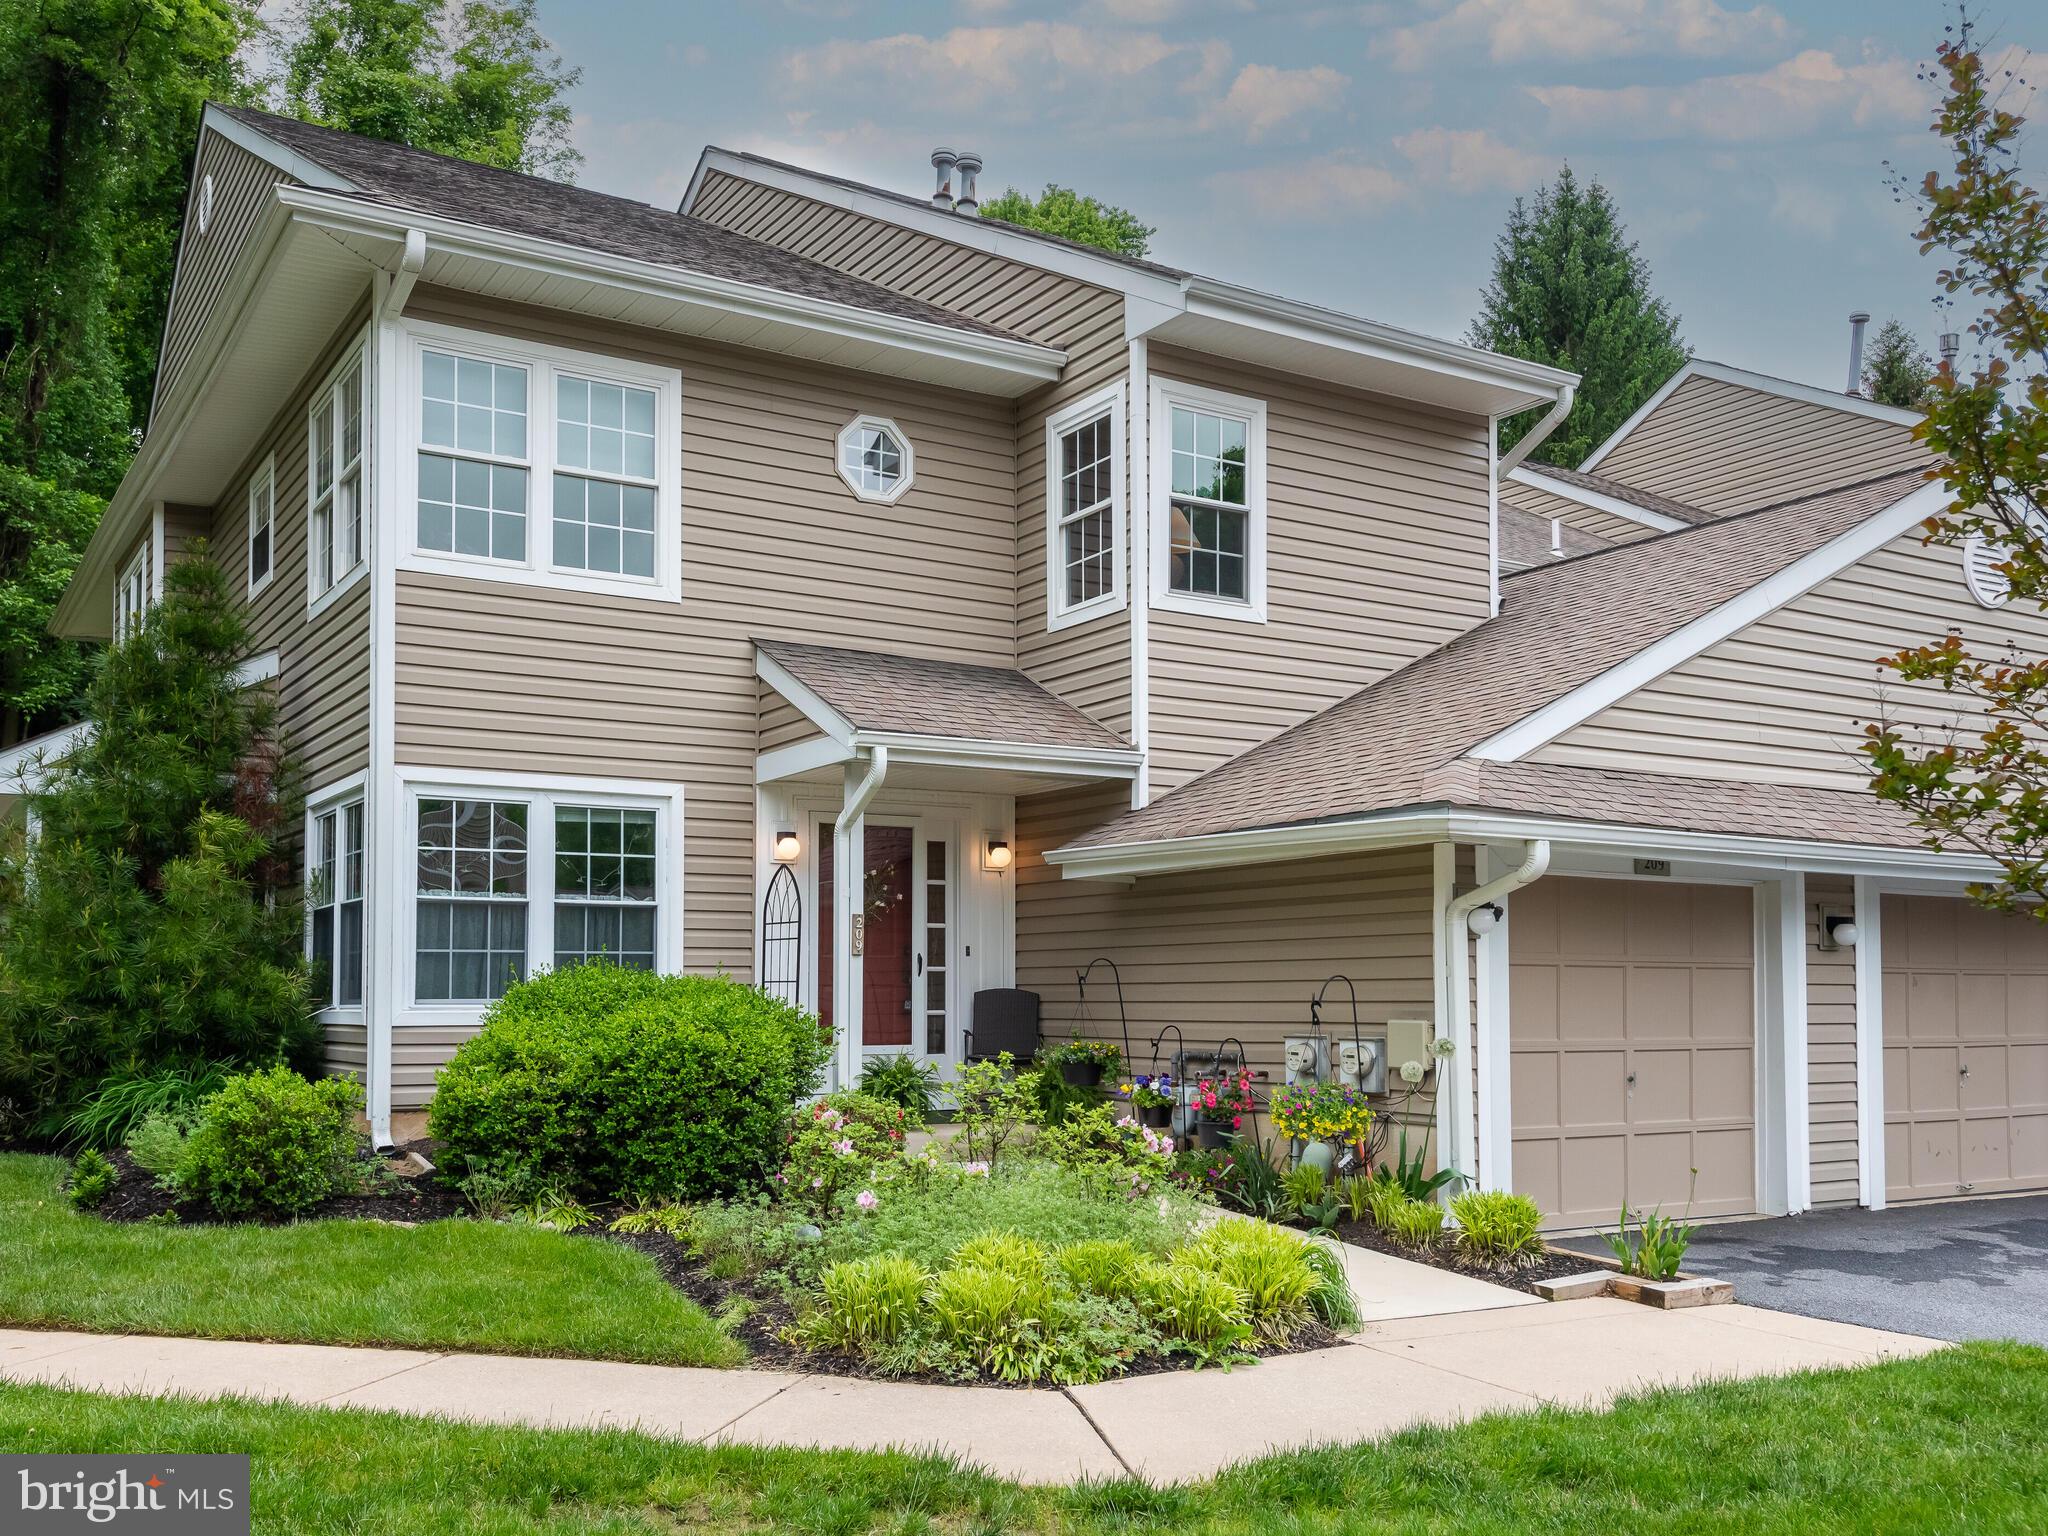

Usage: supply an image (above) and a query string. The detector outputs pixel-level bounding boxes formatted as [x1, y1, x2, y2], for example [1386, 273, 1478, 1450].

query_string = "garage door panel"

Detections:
[1958, 973, 2008, 1037]
[1691, 967, 1754, 1039]
[1511, 1051, 1560, 1132]
[1692, 885, 1755, 961]
[1907, 973, 1958, 1038]
[1559, 966, 1626, 1040]
[1694, 1047, 1754, 1121]
[1625, 882, 1693, 956]
[1512, 1137, 1562, 1216]
[1626, 968, 1693, 1037]
[1693, 1127, 1756, 1213]
[1961, 1046, 2009, 1111]
[1560, 1136, 1627, 1223]
[1629, 1131, 1694, 1206]
[1565, 1050, 1628, 1128]
[1908, 1119, 1960, 1192]
[1956, 904, 2010, 969]
[2011, 974, 2048, 1030]
[2013, 1044, 2048, 1109]
[2015, 1115, 2048, 1181]
[1883, 1045, 1910, 1113]
[1961, 1117, 2010, 1186]
[1899, 895, 1957, 967]
[1629, 1049, 1692, 1123]
[1908, 1047, 1961, 1114]
[1559, 880, 1631, 956]
[1511, 963, 1560, 1041]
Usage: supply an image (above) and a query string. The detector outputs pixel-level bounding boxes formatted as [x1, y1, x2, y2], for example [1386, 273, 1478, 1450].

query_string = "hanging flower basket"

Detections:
[1048, 1039, 1121, 1089]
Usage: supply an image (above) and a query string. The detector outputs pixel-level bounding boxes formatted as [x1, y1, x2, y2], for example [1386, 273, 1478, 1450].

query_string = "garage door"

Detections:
[1510, 877, 1757, 1229]
[1883, 894, 2048, 1201]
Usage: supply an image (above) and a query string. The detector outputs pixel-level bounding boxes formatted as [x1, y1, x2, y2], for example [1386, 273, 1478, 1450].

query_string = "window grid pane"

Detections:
[1056, 414, 1114, 611]
[415, 797, 529, 1003]
[840, 425, 905, 497]
[552, 475, 656, 577]
[420, 350, 530, 565]
[553, 805, 658, 970]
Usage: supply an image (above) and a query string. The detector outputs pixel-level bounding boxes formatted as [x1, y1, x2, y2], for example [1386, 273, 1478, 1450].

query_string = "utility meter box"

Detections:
[1386, 1018, 1433, 1085]
[1334, 1035, 1386, 1095]
[1283, 1036, 1323, 1085]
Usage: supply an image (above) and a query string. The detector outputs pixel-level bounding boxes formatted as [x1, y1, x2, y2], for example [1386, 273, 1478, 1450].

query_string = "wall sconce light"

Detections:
[1819, 908, 1859, 950]
[772, 830, 801, 863]
[984, 838, 1013, 872]
[1466, 902, 1504, 936]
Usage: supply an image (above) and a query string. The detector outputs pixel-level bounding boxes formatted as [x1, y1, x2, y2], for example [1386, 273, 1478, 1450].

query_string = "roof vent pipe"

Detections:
[954, 151, 982, 216]
[1845, 311, 1871, 396]
[1939, 329, 1960, 371]
[930, 148, 957, 210]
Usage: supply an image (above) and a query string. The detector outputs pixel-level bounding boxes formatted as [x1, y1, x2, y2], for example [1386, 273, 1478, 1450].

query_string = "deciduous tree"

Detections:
[978, 183, 1154, 258]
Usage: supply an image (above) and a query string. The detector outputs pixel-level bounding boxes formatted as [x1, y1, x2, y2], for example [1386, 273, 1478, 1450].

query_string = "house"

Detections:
[40, 107, 2047, 1230]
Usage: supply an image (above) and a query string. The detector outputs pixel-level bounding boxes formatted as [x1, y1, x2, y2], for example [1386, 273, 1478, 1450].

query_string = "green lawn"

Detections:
[3, 1343, 2043, 1532]
[0, 1154, 741, 1367]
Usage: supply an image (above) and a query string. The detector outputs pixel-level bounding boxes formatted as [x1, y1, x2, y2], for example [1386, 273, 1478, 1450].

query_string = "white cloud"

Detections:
[1393, 127, 1549, 194]
[1769, 178, 1842, 239]
[782, 23, 1188, 110]
[1208, 152, 1407, 220]
[1527, 48, 1929, 142]
[1213, 62, 1349, 140]
[1378, 0, 1790, 71]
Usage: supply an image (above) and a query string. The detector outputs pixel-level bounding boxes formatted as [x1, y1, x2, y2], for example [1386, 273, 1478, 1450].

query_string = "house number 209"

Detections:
[851, 915, 865, 956]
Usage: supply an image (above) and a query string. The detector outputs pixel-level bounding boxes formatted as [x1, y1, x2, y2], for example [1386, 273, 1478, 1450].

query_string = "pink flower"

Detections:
[855, 1189, 878, 1211]
[833, 1138, 855, 1157]
[811, 1176, 824, 1189]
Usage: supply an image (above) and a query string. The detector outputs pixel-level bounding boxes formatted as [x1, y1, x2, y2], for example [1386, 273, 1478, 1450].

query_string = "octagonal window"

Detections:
[836, 415, 914, 503]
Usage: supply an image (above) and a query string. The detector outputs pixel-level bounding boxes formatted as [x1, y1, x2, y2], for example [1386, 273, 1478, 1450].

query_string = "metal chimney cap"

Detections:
[954, 151, 983, 172]
[1849, 310, 1872, 323]
[931, 147, 958, 167]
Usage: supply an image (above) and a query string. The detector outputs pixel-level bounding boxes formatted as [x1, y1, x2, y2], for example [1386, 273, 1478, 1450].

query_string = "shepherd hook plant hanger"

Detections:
[1076, 956, 1134, 1067]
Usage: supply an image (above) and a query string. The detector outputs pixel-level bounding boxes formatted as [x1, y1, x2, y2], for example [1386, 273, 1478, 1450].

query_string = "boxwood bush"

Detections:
[428, 966, 830, 1202]
[175, 1066, 362, 1217]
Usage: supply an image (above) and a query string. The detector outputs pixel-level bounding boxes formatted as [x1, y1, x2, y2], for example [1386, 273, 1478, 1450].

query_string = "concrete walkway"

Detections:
[0, 1302, 1941, 1485]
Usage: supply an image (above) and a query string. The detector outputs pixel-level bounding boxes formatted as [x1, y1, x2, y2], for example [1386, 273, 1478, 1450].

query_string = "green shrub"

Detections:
[59, 1060, 235, 1150]
[123, 1111, 193, 1183]
[778, 1092, 911, 1215]
[1384, 1196, 1447, 1249]
[1056, 1239, 1148, 1299]
[175, 1067, 361, 1218]
[428, 966, 830, 1202]
[1449, 1189, 1544, 1265]
[1137, 1262, 1251, 1346]
[856, 1056, 937, 1122]
[929, 1265, 1053, 1380]
[1183, 1220, 1322, 1340]
[66, 1149, 118, 1210]
[805, 1255, 926, 1351]
[1033, 1102, 1173, 1194]
[0, 556, 317, 1135]
[949, 1053, 1040, 1165]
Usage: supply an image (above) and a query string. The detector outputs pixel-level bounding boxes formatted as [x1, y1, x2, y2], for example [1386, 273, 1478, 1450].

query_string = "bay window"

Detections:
[308, 796, 365, 1010]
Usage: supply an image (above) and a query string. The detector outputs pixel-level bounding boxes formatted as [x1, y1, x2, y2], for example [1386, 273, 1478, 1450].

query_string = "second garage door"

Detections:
[1510, 876, 1758, 1229]
[1883, 894, 2048, 1201]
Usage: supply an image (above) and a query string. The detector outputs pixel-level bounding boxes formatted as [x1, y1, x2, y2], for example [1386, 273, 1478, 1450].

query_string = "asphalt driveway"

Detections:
[1567, 1196, 2048, 1347]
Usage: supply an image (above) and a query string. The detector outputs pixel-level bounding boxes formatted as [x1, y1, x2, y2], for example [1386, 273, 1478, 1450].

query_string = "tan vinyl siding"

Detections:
[1145, 345, 1493, 793]
[1017, 784, 1440, 1132]
[161, 504, 213, 567]
[157, 134, 285, 408]
[1594, 374, 1928, 515]
[691, 171, 1134, 737]
[1533, 528, 2048, 790]
[210, 304, 374, 792]
[758, 686, 819, 751]
[393, 287, 1017, 986]
[1807, 874, 1861, 1207]
[1499, 479, 1656, 546]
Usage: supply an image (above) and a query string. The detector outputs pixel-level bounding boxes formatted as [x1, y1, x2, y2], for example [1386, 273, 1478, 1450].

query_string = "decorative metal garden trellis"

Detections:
[759, 863, 801, 1007]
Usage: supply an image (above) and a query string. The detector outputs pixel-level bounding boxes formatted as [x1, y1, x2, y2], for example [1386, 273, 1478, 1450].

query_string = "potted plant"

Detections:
[1047, 1038, 1121, 1088]
[1191, 1067, 1256, 1149]
[1119, 1071, 1175, 1128]
[1269, 1079, 1373, 1174]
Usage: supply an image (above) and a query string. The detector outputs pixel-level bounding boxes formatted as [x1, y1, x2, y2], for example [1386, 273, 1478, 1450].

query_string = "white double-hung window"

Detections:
[247, 455, 275, 595]
[308, 343, 368, 608]
[307, 788, 366, 1011]
[400, 772, 682, 1020]
[1044, 382, 1125, 629]
[1149, 377, 1267, 622]
[402, 324, 682, 601]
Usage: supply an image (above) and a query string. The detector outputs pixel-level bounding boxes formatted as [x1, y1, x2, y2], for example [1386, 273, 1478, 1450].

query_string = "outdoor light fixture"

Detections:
[772, 830, 801, 863]
[1819, 909, 1859, 950]
[1466, 901, 1504, 935]
[984, 838, 1013, 872]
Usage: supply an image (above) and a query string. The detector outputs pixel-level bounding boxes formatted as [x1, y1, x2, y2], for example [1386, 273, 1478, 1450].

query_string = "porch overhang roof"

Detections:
[755, 639, 1141, 791]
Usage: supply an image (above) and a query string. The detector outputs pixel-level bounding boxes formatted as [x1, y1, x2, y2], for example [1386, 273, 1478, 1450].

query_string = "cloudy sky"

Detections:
[544, 1, 2035, 390]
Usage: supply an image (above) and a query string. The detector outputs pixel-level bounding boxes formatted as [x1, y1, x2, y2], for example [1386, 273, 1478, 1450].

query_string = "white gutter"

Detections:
[830, 746, 888, 1087]
[1440, 839, 1550, 1189]
[1496, 383, 1577, 477]
[276, 186, 1068, 387]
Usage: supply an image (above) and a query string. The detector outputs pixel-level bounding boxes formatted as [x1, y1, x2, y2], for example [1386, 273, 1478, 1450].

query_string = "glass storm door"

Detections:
[817, 821, 949, 1057]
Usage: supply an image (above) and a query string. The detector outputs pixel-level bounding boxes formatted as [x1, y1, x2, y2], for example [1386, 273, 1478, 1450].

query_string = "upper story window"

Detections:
[1150, 378, 1267, 623]
[836, 415, 914, 504]
[114, 543, 148, 642]
[247, 455, 275, 596]
[401, 323, 682, 603]
[1044, 382, 1126, 630]
[308, 343, 367, 609]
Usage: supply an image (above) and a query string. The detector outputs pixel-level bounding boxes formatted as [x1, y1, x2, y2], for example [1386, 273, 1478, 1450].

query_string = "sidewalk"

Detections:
[0, 1301, 1940, 1485]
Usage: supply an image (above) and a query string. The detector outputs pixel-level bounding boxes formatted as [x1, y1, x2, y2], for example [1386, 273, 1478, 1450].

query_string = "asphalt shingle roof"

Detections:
[1497, 503, 1610, 570]
[1064, 468, 1928, 851]
[757, 639, 1131, 752]
[220, 106, 1029, 343]
[1519, 462, 1718, 525]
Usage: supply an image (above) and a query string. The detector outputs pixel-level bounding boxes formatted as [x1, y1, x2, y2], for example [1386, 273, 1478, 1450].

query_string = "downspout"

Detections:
[830, 746, 888, 1088]
[1440, 839, 1550, 1190]
[1496, 383, 1575, 478]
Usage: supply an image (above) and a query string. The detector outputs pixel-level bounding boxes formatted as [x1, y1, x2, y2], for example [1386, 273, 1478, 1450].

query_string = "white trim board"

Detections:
[1468, 480, 1950, 763]
[1581, 359, 1923, 473]
[1506, 465, 1688, 534]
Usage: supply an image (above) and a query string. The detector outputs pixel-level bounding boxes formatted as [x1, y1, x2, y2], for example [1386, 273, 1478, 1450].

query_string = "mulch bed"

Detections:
[90, 1143, 468, 1227]
[1331, 1217, 1596, 1294]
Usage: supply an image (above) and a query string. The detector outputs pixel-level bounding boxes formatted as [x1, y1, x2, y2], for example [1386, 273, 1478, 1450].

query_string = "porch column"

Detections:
[831, 749, 888, 1090]
[1852, 875, 1886, 1208]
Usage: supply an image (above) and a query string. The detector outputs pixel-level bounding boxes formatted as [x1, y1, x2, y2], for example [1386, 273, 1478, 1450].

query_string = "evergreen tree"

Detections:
[275, 0, 581, 179]
[978, 183, 1154, 258]
[1467, 167, 1689, 467]
[1861, 318, 1935, 408]
[0, 552, 315, 1135]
